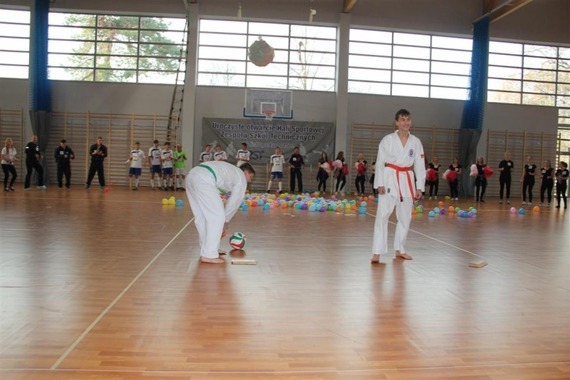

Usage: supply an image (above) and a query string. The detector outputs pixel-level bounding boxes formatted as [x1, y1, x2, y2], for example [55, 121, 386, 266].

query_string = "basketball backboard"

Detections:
[244, 88, 293, 119]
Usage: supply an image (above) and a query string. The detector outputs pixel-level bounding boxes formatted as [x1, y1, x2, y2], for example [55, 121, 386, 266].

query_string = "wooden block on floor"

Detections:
[232, 258, 257, 265]
[469, 260, 487, 268]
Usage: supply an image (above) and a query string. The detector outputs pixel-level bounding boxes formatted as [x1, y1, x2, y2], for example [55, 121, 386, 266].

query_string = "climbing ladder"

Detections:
[166, 18, 188, 145]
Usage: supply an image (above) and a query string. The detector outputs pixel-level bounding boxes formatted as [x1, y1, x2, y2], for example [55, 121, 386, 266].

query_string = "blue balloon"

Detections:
[176, 199, 183, 207]
[428, 210, 435, 217]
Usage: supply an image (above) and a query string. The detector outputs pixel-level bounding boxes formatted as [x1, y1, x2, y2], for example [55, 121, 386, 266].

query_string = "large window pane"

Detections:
[48, 12, 184, 84]
[350, 29, 392, 44]
[199, 59, 246, 74]
[0, 51, 27, 65]
[49, 53, 93, 68]
[246, 75, 286, 89]
[524, 56, 556, 70]
[0, 23, 29, 38]
[394, 33, 430, 47]
[432, 36, 471, 50]
[488, 65, 521, 79]
[431, 61, 470, 75]
[488, 91, 521, 104]
[0, 64, 27, 78]
[393, 45, 430, 59]
[523, 81, 555, 94]
[393, 71, 429, 85]
[431, 74, 469, 88]
[0, 37, 29, 52]
[49, 26, 95, 40]
[349, 68, 391, 82]
[490, 41, 522, 55]
[348, 27, 472, 99]
[247, 35, 289, 50]
[349, 55, 391, 69]
[349, 42, 391, 56]
[49, 40, 93, 54]
[201, 32, 246, 47]
[290, 25, 336, 39]
[432, 48, 471, 63]
[248, 62, 288, 76]
[198, 72, 245, 87]
[393, 58, 429, 72]
[249, 22, 290, 36]
[488, 78, 521, 92]
[489, 53, 522, 67]
[199, 46, 246, 60]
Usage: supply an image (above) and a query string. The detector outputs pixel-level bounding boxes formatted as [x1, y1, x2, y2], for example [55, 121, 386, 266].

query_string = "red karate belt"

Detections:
[385, 163, 414, 201]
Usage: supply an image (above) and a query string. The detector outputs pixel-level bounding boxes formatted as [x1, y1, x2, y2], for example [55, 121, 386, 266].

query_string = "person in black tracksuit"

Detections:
[539, 160, 554, 206]
[24, 135, 46, 190]
[498, 151, 514, 204]
[474, 156, 488, 202]
[54, 139, 75, 189]
[85, 136, 107, 189]
[288, 146, 304, 193]
[555, 161, 568, 209]
[521, 156, 536, 205]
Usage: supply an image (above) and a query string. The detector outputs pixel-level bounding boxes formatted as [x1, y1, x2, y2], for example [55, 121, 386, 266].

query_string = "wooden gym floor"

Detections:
[0, 186, 569, 380]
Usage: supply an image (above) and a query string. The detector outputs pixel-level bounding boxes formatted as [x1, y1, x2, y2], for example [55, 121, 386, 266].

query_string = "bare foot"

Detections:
[370, 254, 380, 263]
[200, 256, 225, 264]
[395, 251, 413, 260]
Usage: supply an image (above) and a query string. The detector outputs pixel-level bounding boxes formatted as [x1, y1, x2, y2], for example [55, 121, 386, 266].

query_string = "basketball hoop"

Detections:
[263, 110, 275, 121]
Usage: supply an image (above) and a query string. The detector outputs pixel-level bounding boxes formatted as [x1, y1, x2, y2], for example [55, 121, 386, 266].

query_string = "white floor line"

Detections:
[50, 217, 195, 370]
[366, 212, 487, 260]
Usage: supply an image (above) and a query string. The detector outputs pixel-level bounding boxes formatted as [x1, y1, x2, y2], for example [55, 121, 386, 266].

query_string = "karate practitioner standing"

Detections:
[371, 109, 426, 263]
[186, 161, 255, 264]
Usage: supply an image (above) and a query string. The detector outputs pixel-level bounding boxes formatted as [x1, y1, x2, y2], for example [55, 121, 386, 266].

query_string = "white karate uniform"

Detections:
[186, 161, 247, 258]
[372, 131, 426, 255]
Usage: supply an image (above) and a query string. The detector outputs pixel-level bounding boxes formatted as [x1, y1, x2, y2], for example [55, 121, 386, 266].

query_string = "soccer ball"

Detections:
[229, 232, 246, 250]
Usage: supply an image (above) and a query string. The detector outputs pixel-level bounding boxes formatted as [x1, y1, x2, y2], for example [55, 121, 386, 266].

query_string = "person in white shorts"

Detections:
[267, 147, 285, 193]
[127, 142, 145, 190]
[148, 139, 162, 190]
[371, 109, 426, 263]
[186, 161, 255, 264]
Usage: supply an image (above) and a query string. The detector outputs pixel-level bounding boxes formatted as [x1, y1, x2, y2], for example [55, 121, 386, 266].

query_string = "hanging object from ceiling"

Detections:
[248, 37, 275, 67]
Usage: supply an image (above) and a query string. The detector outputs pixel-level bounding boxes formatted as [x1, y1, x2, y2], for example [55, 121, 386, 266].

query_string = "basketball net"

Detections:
[263, 110, 275, 121]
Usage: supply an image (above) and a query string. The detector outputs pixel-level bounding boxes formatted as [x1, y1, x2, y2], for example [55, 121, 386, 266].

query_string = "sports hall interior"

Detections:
[0, 0, 569, 379]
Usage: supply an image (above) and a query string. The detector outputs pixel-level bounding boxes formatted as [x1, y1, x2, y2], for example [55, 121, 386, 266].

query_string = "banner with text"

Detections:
[202, 118, 335, 165]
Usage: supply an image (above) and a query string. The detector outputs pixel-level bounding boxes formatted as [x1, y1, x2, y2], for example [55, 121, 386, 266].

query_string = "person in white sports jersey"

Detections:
[148, 139, 162, 190]
[161, 142, 174, 190]
[199, 144, 213, 162]
[186, 161, 255, 264]
[213, 144, 228, 161]
[267, 146, 285, 193]
[235, 142, 251, 167]
[371, 109, 426, 263]
[126, 142, 145, 190]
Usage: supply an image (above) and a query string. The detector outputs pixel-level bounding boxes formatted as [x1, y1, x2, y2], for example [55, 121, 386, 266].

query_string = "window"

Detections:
[348, 28, 472, 100]
[487, 41, 564, 107]
[0, 9, 30, 79]
[197, 20, 337, 91]
[47, 12, 186, 84]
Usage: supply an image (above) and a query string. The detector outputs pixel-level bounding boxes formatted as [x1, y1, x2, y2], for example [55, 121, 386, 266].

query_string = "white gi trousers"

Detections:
[372, 194, 414, 255]
[186, 168, 225, 259]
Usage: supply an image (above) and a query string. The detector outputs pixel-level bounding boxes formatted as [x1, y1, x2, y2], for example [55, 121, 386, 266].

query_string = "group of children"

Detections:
[127, 140, 188, 191]
[422, 152, 568, 208]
